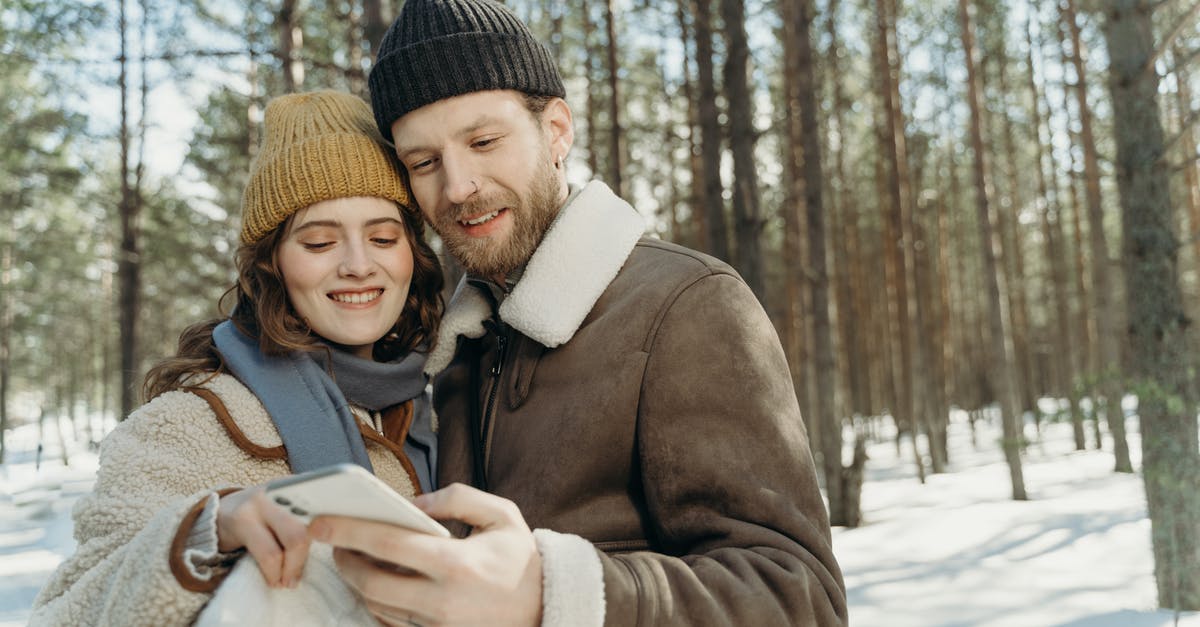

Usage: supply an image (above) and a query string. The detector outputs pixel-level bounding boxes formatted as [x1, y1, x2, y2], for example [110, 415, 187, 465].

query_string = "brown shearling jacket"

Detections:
[426, 181, 848, 627]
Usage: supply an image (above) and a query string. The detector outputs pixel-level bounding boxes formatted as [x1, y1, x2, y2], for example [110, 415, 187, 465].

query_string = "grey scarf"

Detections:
[212, 321, 436, 488]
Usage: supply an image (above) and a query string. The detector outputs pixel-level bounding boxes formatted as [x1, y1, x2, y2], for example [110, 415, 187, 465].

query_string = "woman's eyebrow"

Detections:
[364, 217, 404, 227]
[291, 219, 341, 232]
[293, 217, 402, 232]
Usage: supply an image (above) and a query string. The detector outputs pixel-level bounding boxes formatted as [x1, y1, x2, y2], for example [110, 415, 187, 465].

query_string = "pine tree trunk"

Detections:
[278, 0, 303, 92]
[944, 138, 967, 414]
[934, 149, 954, 460]
[52, 382, 70, 467]
[546, 0, 564, 61]
[1065, 139, 1098, 441]
[868, 222, 892, 423]
[0, 239, 11, 463]
[785, 0, 846, 525]
[959, 0, 1027, 500]
[842, 436, 867, 527]
[826, 0, 871, 419]
[344, 2, 366, 98]
[950, 145, 992, 419]
[1062, 0, 1132, 471]
[363, 0, 388, 62]
[117, 0, 142, 420]
[914, 187, 948, 471]
[1170, 44, 1200, 331]
[909, 145, 946, 471]
[1055, 12, 1102, 448]
[873, 0, 924, 481]
[996, 60, 1039, 429]
[583, 7, 600, 178]
[1025, 8, 1086, 450]
[603, 0, 624, 197]
[83, 329, 96, 444]
[692, 0, 728, 261]
[100, 269, 114, 432]
[720, 0, 766, 303]
[779, 0, 810, 463]
[1101, 0, 1200, 609]
[68, 359, 80, 441]
[870, 95, 901, 457]
[676, 3, 706, 250]
[656, 48, 682, 243]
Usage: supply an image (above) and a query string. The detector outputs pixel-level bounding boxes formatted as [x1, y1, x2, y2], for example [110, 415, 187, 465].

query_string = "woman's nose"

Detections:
[338, 240, 375, 278]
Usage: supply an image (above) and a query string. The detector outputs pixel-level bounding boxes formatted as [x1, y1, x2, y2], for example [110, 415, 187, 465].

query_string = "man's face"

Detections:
[390, 90, 572, 280]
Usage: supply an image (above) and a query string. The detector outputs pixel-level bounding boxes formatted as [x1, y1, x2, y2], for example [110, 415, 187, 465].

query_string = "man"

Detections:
[310, 1, 848, 625]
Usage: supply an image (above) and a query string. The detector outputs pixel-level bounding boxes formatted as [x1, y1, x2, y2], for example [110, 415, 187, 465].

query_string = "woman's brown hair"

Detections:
[142, 201, 443, 401]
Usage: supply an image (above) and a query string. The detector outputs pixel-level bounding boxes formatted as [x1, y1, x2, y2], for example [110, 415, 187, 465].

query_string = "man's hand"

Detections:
[309, 483, 543, 627]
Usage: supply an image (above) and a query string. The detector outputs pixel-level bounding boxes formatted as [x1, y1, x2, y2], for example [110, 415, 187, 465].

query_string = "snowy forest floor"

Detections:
[835, 404, 1200, 626]
[0, 407, 1198, 626]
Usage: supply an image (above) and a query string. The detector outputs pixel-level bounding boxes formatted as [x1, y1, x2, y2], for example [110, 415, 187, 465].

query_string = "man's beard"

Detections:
[433, 158, 562, 279]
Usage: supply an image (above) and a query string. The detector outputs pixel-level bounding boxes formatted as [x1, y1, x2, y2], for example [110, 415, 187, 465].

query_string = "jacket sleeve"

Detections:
[29, 391, 251, 627]
[597, 271, 848, 627]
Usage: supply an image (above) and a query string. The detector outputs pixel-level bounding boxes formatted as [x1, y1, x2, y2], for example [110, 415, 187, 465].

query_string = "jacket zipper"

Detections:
[479, 323, 509, 478]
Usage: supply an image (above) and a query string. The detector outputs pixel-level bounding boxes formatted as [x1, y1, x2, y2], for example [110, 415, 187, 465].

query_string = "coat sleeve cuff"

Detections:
[532, 528, 605, 627]
[170, 489, 244, 592]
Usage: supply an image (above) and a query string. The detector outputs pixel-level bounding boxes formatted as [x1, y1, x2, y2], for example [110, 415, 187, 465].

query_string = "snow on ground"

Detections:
[0, 408, 1197, 626]
[835, 406, 1200, 626]
[0, 416, 102, 627]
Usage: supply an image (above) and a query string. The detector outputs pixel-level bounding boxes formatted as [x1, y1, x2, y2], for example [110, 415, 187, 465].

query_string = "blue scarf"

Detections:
[211, 321, 436, 489]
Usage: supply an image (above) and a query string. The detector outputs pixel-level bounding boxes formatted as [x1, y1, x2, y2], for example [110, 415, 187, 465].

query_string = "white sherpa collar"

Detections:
[424, 181, 645, 376]
[423, 278, 491, 377]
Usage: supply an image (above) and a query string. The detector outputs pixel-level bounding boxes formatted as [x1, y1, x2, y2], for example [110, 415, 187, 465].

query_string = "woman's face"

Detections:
[277, 197, 414, 359]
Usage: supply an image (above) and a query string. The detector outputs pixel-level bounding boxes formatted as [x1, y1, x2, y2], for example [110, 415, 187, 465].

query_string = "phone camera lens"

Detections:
[291, 507, 308, 516]
[274, 496, 291, 506]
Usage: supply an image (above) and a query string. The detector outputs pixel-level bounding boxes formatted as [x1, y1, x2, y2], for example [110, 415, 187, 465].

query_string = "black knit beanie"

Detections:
[368, 0, 566, 142]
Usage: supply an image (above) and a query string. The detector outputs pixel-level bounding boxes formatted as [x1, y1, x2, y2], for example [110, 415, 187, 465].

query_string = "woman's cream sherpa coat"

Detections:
[29, 373, 419, 626]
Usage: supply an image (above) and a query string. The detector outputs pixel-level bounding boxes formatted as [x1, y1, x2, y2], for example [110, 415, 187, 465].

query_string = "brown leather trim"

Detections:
[380, 400, 415, 445]
[183, 386, 287, 460]
[358, 402, 422, 495]
[168, 487, 241, 593]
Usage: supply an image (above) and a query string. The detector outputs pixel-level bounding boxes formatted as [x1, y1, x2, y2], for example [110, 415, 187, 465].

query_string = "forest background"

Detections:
[1, 0, 1199, 615]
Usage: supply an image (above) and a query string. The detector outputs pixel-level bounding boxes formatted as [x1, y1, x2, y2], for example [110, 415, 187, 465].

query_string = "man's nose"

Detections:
[443, 157, 478, 206]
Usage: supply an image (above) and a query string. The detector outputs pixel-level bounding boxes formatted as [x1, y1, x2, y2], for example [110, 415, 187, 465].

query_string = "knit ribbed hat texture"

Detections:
[368, 0, 565, 142]
[241, 90, 410, 244]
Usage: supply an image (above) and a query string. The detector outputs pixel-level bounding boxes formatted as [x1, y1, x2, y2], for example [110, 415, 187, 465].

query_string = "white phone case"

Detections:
[265, 463, 450, 537]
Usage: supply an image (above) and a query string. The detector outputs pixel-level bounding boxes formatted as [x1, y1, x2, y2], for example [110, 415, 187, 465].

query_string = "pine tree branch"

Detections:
[1168, 150, 1200, 173]
[140, 49, 256, 62]
[1143, 0, 1174, 13]
[1161, 107, 1200, 161]
[0, 48, 256, 65]
[1166, 46, 1200, 77]
[1144, 1, 1200, 76]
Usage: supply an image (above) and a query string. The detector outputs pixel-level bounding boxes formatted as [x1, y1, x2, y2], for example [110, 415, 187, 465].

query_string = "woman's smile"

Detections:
[328, 288, 385, 306]
[278, 197, 415, 359]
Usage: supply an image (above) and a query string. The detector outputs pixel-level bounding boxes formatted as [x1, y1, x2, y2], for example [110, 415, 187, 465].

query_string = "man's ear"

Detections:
[543, 97, 574, 160]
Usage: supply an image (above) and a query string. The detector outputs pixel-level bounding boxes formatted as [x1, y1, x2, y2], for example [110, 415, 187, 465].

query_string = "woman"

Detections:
[30, 90, 442, 626]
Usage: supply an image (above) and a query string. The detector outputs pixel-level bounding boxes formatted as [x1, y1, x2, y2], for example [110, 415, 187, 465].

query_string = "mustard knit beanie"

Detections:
[240, 90, 410, 244]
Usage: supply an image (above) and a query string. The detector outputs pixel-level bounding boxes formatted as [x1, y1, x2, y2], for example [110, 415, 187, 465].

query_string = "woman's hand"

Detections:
[216, 486, 312, 588]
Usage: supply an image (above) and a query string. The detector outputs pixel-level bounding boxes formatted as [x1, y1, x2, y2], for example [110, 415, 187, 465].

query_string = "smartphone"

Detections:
[265, 463, 450, 538]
